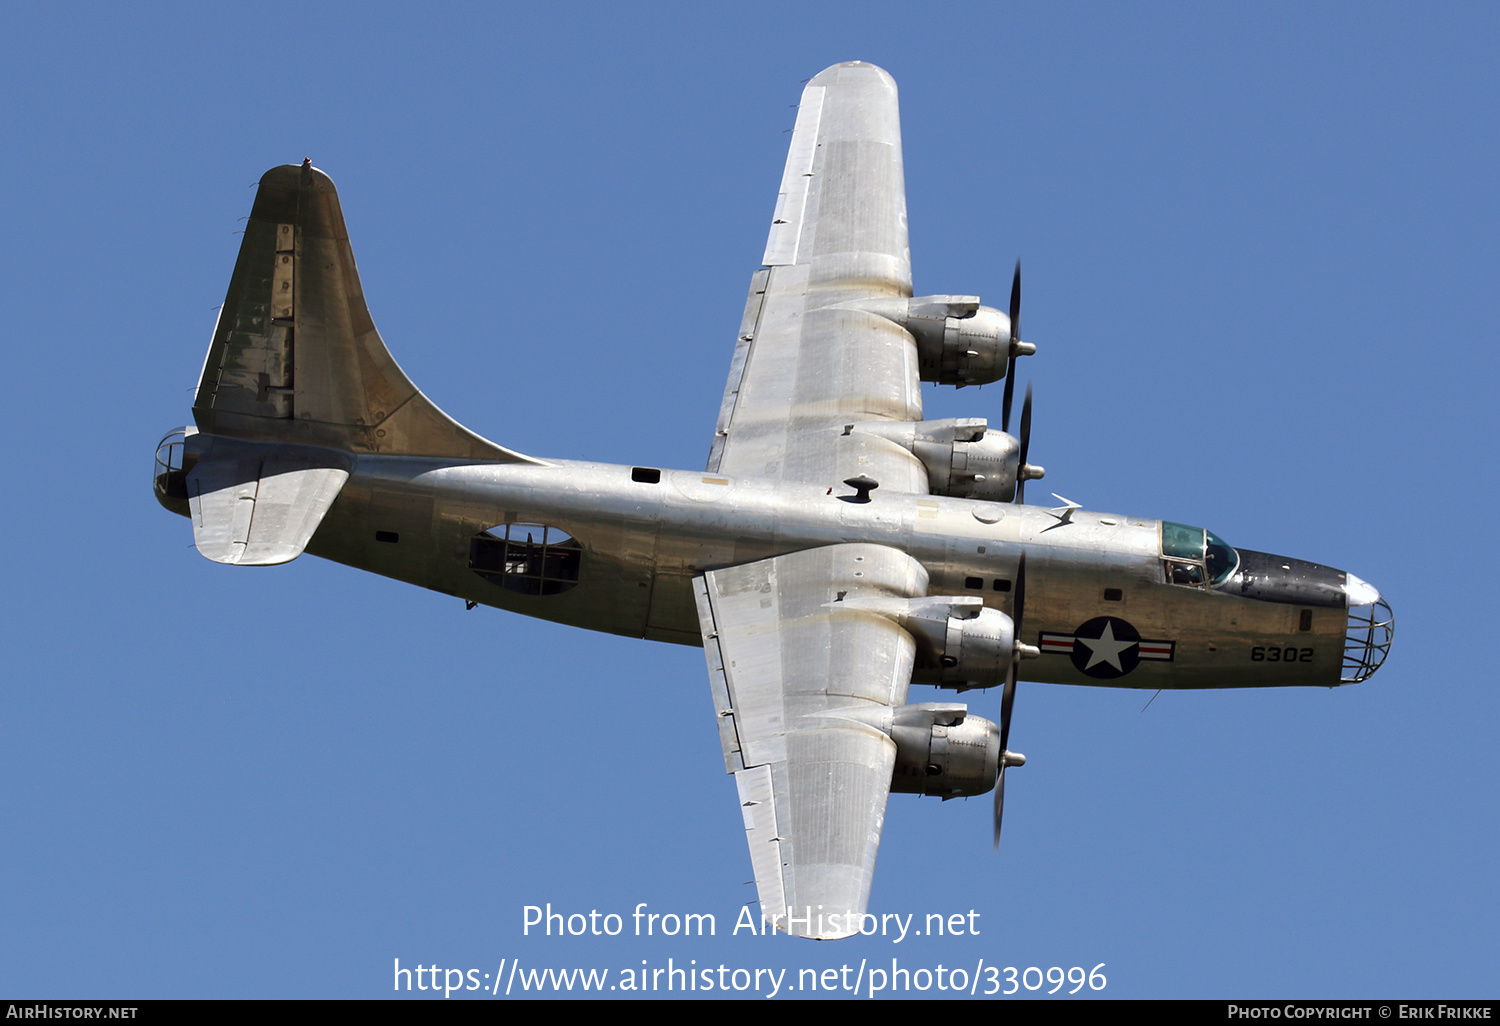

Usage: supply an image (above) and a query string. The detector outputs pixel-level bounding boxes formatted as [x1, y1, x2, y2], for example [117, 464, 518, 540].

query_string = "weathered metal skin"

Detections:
[180, 450, 1366, 690]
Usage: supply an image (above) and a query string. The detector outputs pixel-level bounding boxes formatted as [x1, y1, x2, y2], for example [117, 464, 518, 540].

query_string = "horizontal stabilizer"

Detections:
[186, 436, 350, 566]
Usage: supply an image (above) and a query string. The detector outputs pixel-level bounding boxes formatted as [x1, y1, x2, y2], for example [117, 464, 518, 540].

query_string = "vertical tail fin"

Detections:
[194, 163, 533, 462]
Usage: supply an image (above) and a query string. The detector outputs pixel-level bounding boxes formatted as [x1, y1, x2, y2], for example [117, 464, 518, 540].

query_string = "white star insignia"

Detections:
[1077, 621, 1137, 671]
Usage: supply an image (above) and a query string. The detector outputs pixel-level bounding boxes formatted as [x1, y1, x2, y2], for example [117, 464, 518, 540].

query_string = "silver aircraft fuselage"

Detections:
[175, 448, 1386, 692]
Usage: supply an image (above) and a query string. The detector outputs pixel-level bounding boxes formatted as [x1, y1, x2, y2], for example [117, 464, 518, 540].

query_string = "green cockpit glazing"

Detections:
[1161, 522, 1240, 587]
[1205, 529, 1238, 584]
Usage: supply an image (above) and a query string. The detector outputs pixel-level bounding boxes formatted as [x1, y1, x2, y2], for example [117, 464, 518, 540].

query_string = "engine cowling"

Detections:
[846, 594, 1016, 690]
[887, 703, 1000, 798]
[849, 418, 1023, 502]
[848, 295, 1011, 386]
[910, 599, 1015, 690]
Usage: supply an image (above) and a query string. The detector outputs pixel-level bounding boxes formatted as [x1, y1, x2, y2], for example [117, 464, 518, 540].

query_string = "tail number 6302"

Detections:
[1251, 646, 1313, 662]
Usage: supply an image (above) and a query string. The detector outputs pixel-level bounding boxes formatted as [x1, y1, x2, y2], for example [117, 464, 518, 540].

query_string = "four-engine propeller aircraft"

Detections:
[155, 62, 1393, 939]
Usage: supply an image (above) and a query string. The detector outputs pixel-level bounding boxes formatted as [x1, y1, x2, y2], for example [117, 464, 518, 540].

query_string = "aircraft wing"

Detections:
[707, 62, 928, 494]
[694, 543, 930, 939]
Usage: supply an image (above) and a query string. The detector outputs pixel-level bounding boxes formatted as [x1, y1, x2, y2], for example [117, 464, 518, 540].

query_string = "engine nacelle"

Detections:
[849, 295, 1012, 386]
[849, 418, 1022, 502]
[886, 703, 1000, 798]
[846, 594, 1015, 689]
[909, 598, 1015, 690]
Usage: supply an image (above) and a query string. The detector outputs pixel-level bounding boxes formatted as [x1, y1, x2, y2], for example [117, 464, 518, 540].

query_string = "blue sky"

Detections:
[2, 1, 1495, 999]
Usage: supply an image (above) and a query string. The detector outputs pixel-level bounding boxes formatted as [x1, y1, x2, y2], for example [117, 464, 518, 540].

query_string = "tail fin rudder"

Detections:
[194, 163, 533, 462]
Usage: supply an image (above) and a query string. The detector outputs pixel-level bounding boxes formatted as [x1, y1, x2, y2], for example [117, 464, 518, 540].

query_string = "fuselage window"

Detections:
[470, 523, 581, 596]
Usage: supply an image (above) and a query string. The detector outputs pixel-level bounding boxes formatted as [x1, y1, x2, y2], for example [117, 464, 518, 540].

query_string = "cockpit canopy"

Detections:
[1161, 522, 1239, 587]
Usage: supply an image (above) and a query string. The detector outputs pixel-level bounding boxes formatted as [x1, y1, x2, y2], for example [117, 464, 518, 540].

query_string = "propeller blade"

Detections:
[994, 553, 1026, 849]
[1009, 260, 1021, 342]
[992, 760, 1008, 850]
[1015, 383, 1034, 504]
[1001, 261, 1020, 433]
[993, 666, 1016, 850]
[1001, 362, 1016, 434]
[997, 670, 1016, 764]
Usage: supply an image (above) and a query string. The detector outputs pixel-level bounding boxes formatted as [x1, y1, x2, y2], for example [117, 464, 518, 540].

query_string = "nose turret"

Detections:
[1341, 574, 1393, 684]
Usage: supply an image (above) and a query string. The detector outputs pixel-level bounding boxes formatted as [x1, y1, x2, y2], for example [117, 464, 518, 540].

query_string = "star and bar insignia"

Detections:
[1038, 616, 1176, 679]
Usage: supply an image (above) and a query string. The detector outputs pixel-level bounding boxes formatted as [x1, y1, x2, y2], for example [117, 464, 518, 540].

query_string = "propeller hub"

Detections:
[1001, 750, 1026, 768]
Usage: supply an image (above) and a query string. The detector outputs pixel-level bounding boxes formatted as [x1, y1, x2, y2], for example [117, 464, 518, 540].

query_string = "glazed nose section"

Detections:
[1341, 573, 1393, 684]
[1344, 573, 1381, 607]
